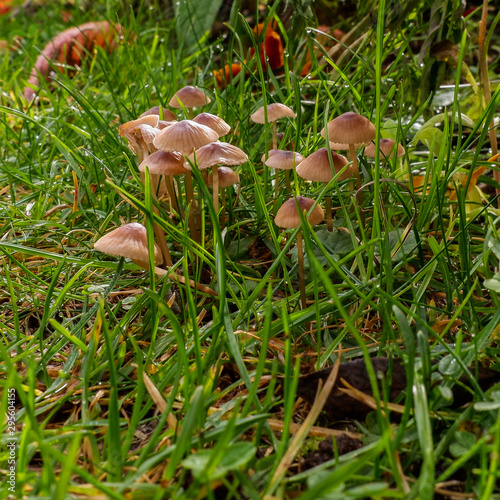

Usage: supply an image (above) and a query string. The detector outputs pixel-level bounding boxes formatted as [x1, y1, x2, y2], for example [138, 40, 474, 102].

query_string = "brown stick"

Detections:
[212, 165, 219, 213]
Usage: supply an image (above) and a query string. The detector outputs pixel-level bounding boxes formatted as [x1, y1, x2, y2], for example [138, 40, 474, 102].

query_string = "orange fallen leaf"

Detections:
[213, 62, 242, 88]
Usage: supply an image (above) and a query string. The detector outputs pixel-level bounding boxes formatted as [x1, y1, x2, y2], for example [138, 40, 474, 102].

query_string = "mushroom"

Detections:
[364, 138, 405, 164]
[261, 149, 305, 199]
[321, 112, 375, 190]
[140, 106, 177, 122]
[152, 120, 219, 242]
[94, 223, 217, 296]
[168, 86, 211, 117]
[94, 222, 163, 269]
[118, 114, 159, 164]
[250, 103, 296, 151]
[193, 113, 231, 138]
[186, 141, 247, 213]
[296, 148, 351, 231]
[139, 150, 188, 216]
[275, 196, 324, 309]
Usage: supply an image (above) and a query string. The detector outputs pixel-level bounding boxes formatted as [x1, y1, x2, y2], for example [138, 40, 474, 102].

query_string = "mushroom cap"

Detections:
[250, 103, 296, 123]
[153, 119, 218, 154]
[94, 222, 163, 268]
[157, 120, 177, 130]
[133, 124, 158, 146]
[321, 112, 376, 146]
[364, 138, 405, 159]
[169, 86, 211, 108]
[261, 149, 305, 170]
[139, 106, 177, 121]
[119, 115, 159, 139]
[193, 113, 231, 138]
[296, 148, 351, 182]
[208, 166, 240, 188]
[138, 150, 188, 175]
[186, 141, 248, 170]
[119, 115, 160, 155]
[275, 196, 324, 228]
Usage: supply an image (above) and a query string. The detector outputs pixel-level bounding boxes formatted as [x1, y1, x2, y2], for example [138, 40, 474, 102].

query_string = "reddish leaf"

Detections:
[251, 22, 284, 71]
[24, 21, 126, 100]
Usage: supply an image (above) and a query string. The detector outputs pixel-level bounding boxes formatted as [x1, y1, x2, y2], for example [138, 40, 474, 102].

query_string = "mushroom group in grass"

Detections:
[275, 196, 324, 309]
[153, 119, 219, 242]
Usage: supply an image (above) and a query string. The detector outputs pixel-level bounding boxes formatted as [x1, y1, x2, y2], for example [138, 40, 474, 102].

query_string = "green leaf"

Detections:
[449, 431, 476, 457]
[484, 272, 500, 293]
[175, 0, 225, 54]
[182, 442, 256, 480]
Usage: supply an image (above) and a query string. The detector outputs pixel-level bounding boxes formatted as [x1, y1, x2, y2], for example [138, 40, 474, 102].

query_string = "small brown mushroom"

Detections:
[321, 112, 375, 190]
[262, 149, 305, 198]
[187, 141, 247, 213]
[94, 223, 217, 296]
[193, 113, 231, 138]
[364, 139, 405, 163]
[169, 86, 211, 115]
[251, 103, 296, 151]
[94, 222, 163, 269]
[297, 148, 351, 230]
[275, 196, 324, 309]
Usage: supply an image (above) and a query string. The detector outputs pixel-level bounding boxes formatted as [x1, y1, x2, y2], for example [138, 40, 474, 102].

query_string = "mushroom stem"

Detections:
[149, 173, 173, 267]
[349, 143, 363, 206]
[285, 170, 291, 197]
[153, 217, 173, 267]
[296, 229, 307, 310]
[274, 168, 280, 202]
[325, 194, 333, 231]
[272, 121, 278, 151]
[349, 143, 360, 190]
[212, 165, 219, 213]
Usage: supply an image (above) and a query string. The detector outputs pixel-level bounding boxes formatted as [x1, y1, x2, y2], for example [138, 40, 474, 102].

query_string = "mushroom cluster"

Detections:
[95, 85, 245, 291]
[97, 86, 407, 311]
